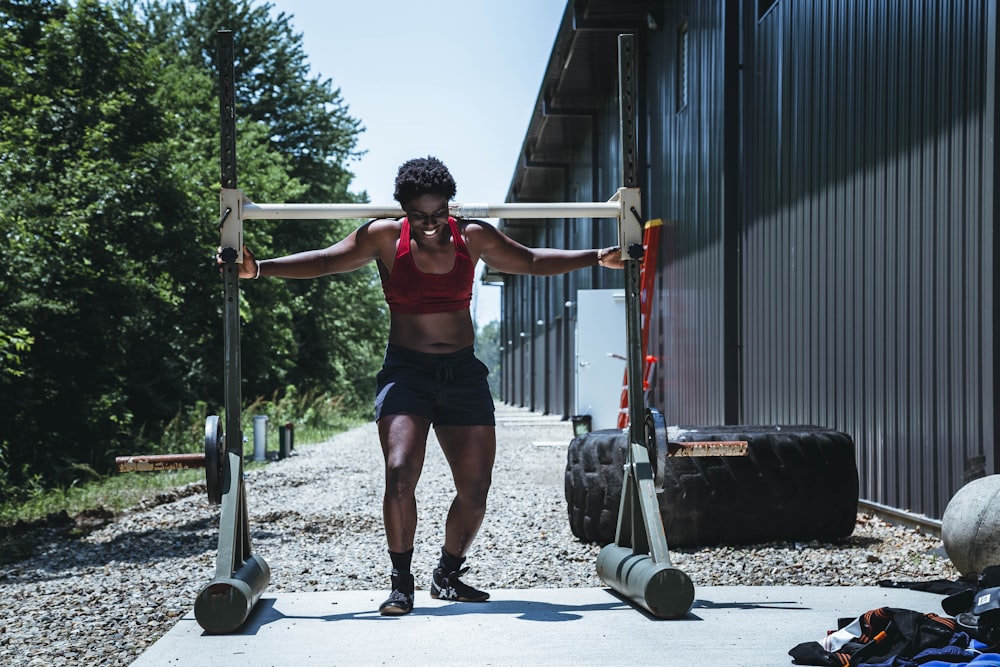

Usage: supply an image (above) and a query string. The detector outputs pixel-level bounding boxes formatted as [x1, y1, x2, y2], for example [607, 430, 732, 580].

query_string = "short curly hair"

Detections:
[393, 156, 457, 207]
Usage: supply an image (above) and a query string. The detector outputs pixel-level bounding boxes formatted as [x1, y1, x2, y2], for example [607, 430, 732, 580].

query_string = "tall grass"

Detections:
[0, 468, 205, 527]
[238, 385, 361, 452]
[0, 386, 362, 527]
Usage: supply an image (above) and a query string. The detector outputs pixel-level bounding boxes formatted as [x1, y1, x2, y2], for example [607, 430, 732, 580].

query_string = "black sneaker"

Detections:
[379, 570, 414, 616]
[430, 566, 490, 602]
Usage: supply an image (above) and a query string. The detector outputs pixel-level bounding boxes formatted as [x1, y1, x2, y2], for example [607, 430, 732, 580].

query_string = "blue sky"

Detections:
[265, 0, 568, 325]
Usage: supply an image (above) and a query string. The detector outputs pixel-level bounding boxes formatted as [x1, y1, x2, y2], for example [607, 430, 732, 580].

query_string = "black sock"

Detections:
[389, 548, 413, 576]
[438, 547, 465, 573]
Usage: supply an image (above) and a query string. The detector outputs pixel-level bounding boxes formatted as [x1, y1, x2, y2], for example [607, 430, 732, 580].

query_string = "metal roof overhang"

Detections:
[506, 1, 662, 207]
[480, 1, 662, 286]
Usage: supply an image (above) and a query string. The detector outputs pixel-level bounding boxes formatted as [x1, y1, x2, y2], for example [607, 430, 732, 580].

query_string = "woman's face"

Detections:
[405, 194, 451, 241]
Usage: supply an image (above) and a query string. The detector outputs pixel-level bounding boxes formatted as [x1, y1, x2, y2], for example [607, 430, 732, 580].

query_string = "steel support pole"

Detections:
[194, 29, 269, 634]
[595, 33, 694, 620]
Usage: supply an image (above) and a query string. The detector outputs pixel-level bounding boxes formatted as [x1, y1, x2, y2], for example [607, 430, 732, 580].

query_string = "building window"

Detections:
[676, 20, 688, 113]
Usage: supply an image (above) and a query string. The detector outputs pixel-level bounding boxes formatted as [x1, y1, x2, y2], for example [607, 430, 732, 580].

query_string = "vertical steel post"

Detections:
[217, 31, 241, 467]
[619, 33, 645, 463]
[595, 33, 694, 620]
[194, 30, 270, 634]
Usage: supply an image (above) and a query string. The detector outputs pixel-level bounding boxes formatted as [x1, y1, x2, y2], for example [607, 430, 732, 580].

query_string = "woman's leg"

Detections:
[377, 414, 430, 553]
[376, 413, 430, 615]
[428, 423, 495, 601]
[434, 424, 497, 558]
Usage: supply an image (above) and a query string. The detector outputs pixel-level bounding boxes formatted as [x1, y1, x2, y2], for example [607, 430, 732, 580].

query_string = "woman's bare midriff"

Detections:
[387, 310, 477, 353]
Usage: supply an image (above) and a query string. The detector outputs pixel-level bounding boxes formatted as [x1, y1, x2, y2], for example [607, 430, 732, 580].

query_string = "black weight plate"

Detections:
[645, 408, 669, 493]
[204, 415, 224, 504]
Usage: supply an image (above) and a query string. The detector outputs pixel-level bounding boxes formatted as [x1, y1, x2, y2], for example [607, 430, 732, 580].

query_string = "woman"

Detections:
[235, 156, 623, 615]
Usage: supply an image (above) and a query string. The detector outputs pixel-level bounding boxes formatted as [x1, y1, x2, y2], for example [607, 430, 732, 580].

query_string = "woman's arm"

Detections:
[468, 220, 623, 275]
[229, 219, 394, 280]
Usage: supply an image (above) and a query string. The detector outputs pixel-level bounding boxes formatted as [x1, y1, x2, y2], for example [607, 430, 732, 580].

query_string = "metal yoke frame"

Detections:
[204, 30, 691, 632]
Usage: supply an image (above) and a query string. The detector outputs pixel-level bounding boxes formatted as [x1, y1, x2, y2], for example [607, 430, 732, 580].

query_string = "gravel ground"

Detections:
[0, 404, 959, 666]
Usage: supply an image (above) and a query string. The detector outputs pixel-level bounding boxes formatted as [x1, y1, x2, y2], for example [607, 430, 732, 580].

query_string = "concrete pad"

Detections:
[132, 586, 947, 666]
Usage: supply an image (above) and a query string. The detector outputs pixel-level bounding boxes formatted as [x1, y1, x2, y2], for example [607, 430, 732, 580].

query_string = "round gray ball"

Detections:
[942, 475, 1000, 577]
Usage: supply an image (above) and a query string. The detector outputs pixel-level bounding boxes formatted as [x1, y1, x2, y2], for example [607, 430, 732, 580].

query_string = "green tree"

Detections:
[146, 0, 387, 408]
[0, 0, 386, 499]
[1, 0, 187, 481]
[0, 329, 33, 382]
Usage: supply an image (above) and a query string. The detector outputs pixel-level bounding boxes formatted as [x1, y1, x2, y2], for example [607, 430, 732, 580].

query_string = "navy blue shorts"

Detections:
[374, 344, 496, 426]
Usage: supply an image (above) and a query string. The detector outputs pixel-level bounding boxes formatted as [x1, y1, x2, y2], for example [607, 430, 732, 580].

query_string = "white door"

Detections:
[575, 289, 627, 431]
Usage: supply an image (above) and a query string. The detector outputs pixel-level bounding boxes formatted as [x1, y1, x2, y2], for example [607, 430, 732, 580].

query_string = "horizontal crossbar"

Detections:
[241, 201, 623, 221]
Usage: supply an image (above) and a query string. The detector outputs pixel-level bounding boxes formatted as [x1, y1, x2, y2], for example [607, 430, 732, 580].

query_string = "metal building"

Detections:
[492, 0, 998, 520]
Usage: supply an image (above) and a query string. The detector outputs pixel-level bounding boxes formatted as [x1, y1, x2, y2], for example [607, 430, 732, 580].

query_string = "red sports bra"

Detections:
[380, 217, 474, 314]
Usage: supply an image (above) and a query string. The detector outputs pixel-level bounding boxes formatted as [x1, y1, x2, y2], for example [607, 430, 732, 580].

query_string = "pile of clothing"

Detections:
[790, 567, 1000, 666]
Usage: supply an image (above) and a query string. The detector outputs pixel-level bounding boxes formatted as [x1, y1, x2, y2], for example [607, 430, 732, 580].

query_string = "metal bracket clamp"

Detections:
[220, 188, 244, 264]
[610, 187, 643, 259]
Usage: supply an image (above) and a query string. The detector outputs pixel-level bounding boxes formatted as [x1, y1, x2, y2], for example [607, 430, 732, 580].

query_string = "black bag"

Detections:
[943, 565, 1000, 645]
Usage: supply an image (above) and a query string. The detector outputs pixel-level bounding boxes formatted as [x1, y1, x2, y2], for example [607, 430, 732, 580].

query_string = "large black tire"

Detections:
[565, 425, 859, 547]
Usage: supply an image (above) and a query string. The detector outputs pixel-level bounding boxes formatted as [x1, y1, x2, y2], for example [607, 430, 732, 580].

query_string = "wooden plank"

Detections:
[666, 441, 749, 457]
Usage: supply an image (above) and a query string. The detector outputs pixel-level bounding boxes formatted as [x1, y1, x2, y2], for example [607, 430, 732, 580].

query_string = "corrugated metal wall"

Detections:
[644, 0, 735, 425]
[500, 94, 623, 412]
[741, 0, 996, 518]
[499, 0, 996, 519]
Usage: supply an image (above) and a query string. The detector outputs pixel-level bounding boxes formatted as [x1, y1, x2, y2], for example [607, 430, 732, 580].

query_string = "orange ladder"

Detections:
[617, 218, 663, 429]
